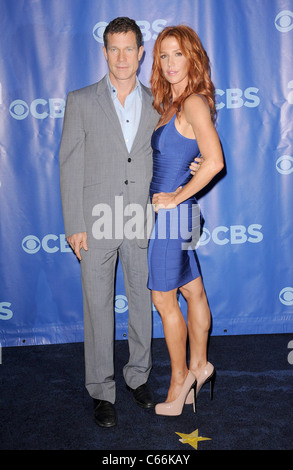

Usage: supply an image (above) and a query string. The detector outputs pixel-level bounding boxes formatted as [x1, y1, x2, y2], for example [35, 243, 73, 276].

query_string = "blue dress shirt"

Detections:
[107, 74, 142, 152]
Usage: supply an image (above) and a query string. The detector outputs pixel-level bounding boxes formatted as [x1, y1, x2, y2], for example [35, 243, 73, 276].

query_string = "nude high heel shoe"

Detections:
[185, 362, 215, 410]
[155, 371, 196, 416]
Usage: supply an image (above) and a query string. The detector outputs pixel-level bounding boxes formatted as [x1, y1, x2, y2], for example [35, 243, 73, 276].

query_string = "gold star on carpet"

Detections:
[175, 429, 211, 450]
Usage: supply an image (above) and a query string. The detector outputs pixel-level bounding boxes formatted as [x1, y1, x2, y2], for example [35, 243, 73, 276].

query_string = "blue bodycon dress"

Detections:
[147, 114, 201, 292]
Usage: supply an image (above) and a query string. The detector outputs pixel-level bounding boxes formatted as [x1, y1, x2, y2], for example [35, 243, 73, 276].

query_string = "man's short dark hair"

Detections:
[103, 17, 143, 50]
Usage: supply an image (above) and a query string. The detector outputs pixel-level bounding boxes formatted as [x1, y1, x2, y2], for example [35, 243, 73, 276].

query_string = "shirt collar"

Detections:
[106, 73, 142, 101]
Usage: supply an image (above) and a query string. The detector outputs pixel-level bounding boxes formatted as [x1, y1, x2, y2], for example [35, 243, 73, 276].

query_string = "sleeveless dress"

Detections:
[147, 114, 201, 292]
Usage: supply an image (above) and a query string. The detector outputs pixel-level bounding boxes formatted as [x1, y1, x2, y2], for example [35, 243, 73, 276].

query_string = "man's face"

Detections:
[103, 31, 144, 84]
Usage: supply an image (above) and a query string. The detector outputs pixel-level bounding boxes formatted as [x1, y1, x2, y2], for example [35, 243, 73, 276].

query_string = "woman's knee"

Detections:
[152, 291, 163, 310]
[180, 277, 205, 302]
[152, 290, 177, 314]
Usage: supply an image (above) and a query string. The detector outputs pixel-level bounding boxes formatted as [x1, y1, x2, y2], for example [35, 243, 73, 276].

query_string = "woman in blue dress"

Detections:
[148, 25, 224, 416]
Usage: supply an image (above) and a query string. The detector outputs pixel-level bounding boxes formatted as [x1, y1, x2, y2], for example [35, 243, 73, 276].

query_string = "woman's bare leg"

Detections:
[179, 276, 211, 379]
[152, 288, 188, 402]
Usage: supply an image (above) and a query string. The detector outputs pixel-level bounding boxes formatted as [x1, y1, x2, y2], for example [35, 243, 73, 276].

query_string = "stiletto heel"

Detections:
[192, 384, 197, 413]
[185, 388, 194, 406]
[209, 370, 216, 400]
[185, 362, 215, 407]
[155, 371, 196, 416]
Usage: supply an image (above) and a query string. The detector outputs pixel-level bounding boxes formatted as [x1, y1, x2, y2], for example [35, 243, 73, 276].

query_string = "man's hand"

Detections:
[67, 232, 88, 261]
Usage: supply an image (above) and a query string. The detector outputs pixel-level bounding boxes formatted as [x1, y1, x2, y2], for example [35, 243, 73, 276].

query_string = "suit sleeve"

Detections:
[59, 91, 87, 237]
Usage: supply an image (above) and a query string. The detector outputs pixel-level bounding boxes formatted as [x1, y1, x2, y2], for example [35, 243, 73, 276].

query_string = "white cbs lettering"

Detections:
[0, 302, 13, 320]
[9, 98, 65, 119]
[31, 98, 65, 119]
[216, 87, 260, 109]
[200, 224, 263, 246]
[136, 19, 167, 40]
[42, 234, 72, 253]
[93, 19, 167, 43]
[22, 234, 71, 254]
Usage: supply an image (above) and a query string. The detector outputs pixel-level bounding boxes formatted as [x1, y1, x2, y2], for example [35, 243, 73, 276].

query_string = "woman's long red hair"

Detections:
[151, 25, 216, 122]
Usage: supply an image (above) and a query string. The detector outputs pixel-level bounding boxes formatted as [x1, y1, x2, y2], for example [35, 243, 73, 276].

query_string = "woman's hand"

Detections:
[152, 187, 182, 212]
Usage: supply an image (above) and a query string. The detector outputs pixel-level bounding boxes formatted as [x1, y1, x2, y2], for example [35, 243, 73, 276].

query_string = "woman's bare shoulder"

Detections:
[183, 94, 211, 124]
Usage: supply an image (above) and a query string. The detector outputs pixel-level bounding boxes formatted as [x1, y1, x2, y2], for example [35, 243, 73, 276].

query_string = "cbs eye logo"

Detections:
[276, 155, 293, 175]
[114, 295, 128, 313]
[279, 287, 293, 306]
[22, 235, 41, 254]
[9, 100, 29, 120]
[275, 10, 293, 32]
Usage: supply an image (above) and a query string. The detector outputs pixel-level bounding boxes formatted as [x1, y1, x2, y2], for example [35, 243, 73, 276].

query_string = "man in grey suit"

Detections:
[59, 17, 159, 427]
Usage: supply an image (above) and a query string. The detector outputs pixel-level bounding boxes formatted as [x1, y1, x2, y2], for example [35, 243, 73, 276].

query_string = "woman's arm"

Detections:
[152, 94, 224, 210]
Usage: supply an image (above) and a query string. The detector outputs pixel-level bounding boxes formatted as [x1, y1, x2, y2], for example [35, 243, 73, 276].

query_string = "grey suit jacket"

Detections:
[59, 76, 159, 249]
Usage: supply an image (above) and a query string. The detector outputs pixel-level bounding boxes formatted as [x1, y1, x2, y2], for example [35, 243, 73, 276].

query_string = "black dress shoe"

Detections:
[127, 383, 155, 409]
[93, 399, 117, 427]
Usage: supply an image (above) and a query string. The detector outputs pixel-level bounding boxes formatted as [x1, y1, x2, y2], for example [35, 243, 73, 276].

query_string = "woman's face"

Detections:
[159, 36, 190, 90]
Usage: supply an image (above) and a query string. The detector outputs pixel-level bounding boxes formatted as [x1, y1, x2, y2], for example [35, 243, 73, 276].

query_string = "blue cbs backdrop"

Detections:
[1, 0, 293, 346]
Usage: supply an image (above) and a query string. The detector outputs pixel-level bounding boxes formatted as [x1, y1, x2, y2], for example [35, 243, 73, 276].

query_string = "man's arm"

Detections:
[59, 92, 87, 253]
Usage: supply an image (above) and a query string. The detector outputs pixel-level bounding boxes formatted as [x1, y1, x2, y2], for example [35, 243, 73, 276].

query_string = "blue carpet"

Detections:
[0, 334, 292, 451]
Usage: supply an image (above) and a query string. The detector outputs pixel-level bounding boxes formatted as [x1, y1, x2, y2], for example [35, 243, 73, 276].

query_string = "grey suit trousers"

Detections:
[80, 238, 152, 403]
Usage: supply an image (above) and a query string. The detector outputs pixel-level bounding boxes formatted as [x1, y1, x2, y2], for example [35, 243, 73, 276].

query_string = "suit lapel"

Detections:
[131, 84, 153, 154]
[95, 77, 128, 151]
